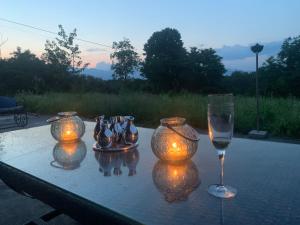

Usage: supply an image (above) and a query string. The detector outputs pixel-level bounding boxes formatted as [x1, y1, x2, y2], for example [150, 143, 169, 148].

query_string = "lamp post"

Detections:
[249, 43, 268, 139]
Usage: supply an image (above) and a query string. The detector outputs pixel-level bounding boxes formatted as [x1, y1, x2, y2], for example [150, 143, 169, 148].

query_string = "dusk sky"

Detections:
[0, 0, 299, 71]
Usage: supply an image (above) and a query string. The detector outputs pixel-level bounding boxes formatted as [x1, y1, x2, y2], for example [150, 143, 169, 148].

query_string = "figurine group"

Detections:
[94, 115, 139, 149]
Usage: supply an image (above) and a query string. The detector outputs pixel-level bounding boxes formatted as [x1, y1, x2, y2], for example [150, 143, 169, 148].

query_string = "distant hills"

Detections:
[83, 61, 142, 80]
[83, 68, 113, 80]
[83, 61, 112, 80]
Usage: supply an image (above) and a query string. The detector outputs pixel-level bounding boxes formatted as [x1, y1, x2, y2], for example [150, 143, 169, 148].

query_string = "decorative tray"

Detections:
[93, 142, 138, 152]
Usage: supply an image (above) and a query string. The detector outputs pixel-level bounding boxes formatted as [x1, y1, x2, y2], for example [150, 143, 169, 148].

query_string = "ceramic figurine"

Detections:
[123, 116, 138, 144]
[94, 115, 104, 141]
[97, 120, 113, 148]
[112, 116, 124, 143]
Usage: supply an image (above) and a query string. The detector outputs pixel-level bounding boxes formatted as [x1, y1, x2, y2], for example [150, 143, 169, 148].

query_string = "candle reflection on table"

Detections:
[60, 142, 78, 156]
[152, 160, 200, 203]
[51, 141, 87, 170]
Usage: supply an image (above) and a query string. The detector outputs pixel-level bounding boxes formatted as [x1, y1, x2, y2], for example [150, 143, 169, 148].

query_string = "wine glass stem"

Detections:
[219, 154, 224, 186]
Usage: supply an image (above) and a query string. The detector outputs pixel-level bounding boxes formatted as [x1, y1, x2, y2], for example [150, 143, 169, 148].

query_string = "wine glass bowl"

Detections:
[207, 94, 237, 198]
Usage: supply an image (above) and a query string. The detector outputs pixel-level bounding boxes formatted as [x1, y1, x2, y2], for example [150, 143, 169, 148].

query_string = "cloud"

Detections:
[96, 61, 111, 71]
[217, 40, 283, 72]
[216, 41, 282, 61]
[223, 54, 270, 73]
[85, 47, 106, 52]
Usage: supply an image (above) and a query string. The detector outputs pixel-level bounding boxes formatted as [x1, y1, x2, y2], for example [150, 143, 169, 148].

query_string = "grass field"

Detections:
[16, 92, 300, 138]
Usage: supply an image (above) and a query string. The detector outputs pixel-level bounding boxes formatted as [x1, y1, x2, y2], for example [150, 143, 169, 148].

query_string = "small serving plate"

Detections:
[93, 142, 138, 152]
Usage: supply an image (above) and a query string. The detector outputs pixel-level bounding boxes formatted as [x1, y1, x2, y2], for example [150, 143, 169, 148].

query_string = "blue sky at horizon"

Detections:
[0, 0, 299, 71]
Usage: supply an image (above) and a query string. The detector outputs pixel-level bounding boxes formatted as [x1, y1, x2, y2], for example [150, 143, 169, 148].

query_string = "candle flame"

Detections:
[61, 121, 78, 142]
[173, 169, 178, 176]
[172, 142, 177, 149]
[167, 138, 188, 160]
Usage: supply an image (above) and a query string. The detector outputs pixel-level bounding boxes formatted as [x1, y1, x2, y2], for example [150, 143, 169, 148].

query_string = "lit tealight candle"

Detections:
[151, 117, 199, 162]
[61, 122, 78, 142]
[167, 137, 188, 161]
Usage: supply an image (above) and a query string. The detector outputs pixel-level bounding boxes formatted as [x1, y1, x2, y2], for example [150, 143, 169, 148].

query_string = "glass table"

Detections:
[0, 122, 300, 225]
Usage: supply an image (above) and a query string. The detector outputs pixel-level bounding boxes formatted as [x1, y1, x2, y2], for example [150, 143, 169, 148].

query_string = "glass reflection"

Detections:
[152, 160, 200, 203]
[220, 199, 224, 225]
[0, 134, 4, 151]
[94, 148, 139, 177]
[51, 141, 87, 170]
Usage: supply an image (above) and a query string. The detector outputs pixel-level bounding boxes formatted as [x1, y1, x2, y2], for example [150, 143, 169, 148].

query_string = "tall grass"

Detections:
[16, 92, 300, 138]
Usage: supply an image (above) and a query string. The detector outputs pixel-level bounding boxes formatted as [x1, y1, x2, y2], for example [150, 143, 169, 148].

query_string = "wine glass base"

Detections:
[208, 184, 237, 198]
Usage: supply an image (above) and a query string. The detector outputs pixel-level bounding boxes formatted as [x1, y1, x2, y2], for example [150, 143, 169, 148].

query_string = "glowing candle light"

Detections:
[51, 141, 87, 170]
[151, 117, 199, 162]
[48, 112, 85, 143]
[152, 160, 200, 202]
[61, 121, 78, 142]
[61, 142, 78, 156]
[166, 136, 189, 161]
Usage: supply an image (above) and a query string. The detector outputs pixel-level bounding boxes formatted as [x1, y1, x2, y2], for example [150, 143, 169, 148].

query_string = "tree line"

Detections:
[0, 26, 299, 97]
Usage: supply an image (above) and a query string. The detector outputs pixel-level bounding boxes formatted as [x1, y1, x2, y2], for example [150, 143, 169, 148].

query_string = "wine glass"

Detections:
[207, 94, 237, 198]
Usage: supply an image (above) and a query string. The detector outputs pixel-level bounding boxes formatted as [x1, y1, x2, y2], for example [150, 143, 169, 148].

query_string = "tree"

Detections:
[141, 28, 187, 91]
[110, 38, 140, 80]
[42, 25, 88, 74]
[261, 35, 300, 96]
[0, 47, 108, 95]
[185, 47, 225, 92]
[222, 71, 255, 96]
[278, 36, 300, 72]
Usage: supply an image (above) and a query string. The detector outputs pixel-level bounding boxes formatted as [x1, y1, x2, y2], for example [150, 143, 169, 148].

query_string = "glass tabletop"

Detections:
[0, 122, 300, 225]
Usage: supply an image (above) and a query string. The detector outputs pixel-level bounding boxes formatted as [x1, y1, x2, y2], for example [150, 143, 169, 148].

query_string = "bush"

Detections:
[16, 92, 300, 138]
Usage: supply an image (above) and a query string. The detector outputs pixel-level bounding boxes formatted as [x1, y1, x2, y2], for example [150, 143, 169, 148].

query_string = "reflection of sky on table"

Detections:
[1, 122, 300, 225]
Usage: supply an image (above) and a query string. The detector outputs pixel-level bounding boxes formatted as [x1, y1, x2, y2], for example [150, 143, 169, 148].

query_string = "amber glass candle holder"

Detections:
[151, 117, 199, 162]
[47, 112, 85, 143]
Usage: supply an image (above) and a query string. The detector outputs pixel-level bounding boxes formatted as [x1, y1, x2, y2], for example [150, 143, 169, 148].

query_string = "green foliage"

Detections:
[279, 36, 300, 71]
[221, 35, 300, 97]
[110, 38, 140, 80]
[185, 47, 225, 92]
[17, 92, 300, 138]
[222, 71, 255, 96]
[142, 28, 187, 91]
[142, 28, 226, 92]
[0, 47, 105, 94]
[1, 47, 62, 94]
[259, 35, 300, 97]
[42, 25, 89, 74]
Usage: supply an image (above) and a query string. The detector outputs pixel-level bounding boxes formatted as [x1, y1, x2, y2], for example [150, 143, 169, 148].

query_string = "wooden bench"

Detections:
[0, 96, 28, 127]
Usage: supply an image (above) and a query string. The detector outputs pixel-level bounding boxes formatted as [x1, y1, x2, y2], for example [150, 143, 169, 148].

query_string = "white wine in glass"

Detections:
[207, 94, 237, 198]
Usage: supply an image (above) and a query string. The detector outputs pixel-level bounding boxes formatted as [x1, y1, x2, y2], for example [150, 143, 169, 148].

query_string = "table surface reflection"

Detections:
[0, 122, 300, 225]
